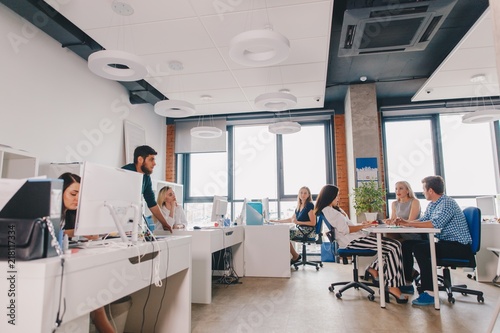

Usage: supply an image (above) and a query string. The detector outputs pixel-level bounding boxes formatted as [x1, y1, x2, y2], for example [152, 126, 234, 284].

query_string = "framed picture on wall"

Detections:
[124, 120, 146, 164]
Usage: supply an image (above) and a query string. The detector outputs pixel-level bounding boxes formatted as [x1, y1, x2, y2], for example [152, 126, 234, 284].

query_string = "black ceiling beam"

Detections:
[0, 0, 167, 106]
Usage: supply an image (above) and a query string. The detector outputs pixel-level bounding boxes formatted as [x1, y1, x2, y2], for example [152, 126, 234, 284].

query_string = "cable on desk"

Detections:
[153, 236, 170, 332]
[140, 241, 156, 333]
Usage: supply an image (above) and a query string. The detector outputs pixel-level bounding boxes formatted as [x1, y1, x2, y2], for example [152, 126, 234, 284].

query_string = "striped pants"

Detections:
[346, 236, 405, 288]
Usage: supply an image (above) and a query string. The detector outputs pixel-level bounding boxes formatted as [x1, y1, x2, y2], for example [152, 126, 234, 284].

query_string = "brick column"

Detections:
[165, 124, 176, 182]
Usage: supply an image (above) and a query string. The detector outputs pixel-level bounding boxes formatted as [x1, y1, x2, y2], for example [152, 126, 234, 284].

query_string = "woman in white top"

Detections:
[315, 184, 408, 303]
[155, 186, 187, 230]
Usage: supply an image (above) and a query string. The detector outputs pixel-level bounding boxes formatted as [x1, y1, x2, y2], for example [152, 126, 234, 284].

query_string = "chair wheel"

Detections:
[448, 296, 455, 304]
[336, 292, 342, 299]
[478, 295, 484, 303]
[294, 265, 299, 270]
[316, 266, 320, 271]
[329, 286, 334, 292]
[368, 294, 375, 301]
[320, 263, 323, 267]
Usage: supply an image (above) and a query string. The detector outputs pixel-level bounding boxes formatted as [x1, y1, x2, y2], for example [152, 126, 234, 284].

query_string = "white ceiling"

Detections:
[44, 0, 334, 116]
[413, 6, 499, 102]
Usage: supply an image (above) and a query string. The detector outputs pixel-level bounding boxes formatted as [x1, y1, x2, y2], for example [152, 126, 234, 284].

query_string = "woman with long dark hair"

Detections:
[315, 184, 408, 303]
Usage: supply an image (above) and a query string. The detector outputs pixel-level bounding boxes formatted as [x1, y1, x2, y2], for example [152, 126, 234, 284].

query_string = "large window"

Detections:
[182, 120, 333, 223]
[233, 125, 277, 199]
[282, 125, 328, 196]
[383, 114, 500, 215]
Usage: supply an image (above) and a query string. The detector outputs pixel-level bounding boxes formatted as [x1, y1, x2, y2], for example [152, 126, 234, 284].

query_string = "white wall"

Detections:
[0, 5, 166, 179]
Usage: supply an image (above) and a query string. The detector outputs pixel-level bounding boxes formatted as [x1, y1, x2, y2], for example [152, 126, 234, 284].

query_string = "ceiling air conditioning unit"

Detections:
[338, 0, 457, 57]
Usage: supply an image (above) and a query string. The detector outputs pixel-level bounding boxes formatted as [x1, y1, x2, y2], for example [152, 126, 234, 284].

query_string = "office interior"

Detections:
[1, 0, 500, 332]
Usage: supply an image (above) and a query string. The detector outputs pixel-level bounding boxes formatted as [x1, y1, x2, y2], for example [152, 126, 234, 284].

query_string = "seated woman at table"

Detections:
[58, 172, 115, 332]
[154, 185, 187, 230]
[315, 184, 408, 303]
[270, 186, 316, 265]
[386, 180, 422, 291]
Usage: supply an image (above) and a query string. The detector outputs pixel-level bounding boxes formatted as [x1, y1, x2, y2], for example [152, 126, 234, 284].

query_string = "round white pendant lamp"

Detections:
[190, 126, 223, 139]
[462, 109, 500, 124]
[255, 92, 297, 111]
[88, 50, 148, 81]
[268, 121, 301, 135]
[154, 100, 196, 118]
[229, 29, 290, 67]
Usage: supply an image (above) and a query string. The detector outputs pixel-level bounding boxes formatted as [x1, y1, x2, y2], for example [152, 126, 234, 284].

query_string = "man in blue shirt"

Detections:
[122, 145, 172, 233]
[396, 176, 472, 306]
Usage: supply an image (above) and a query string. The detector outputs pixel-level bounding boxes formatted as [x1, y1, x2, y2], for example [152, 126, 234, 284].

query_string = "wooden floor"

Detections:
[191, 258, 500, 333]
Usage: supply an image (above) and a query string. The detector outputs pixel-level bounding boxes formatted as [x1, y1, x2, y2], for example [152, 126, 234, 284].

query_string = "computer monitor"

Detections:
[74, 162, 143, 243]
[476, 195, 497, 221]
[246, 201, 264, 225]
[211, 195, 228, 223]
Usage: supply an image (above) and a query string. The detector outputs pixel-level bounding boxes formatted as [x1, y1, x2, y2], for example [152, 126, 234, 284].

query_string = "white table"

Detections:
[168, 226, 244, 304]
[368, 226, 441, 309]
[486, 247, 500, 286]
[0, 236, 192, 333]
[476, 223, 500, 282]
[244, 224, 291, 278]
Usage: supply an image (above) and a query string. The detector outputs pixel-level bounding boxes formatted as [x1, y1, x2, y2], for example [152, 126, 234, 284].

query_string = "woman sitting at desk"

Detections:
[315, 184, 408, 303]
[58, 172, 115, 332]
[59, 172, 80, 238]
[155, 186, 187, 230]
[270, 186, 316, 265]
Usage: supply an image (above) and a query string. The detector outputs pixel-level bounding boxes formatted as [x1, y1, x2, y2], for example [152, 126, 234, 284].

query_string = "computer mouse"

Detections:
[193, 226, 201, 230]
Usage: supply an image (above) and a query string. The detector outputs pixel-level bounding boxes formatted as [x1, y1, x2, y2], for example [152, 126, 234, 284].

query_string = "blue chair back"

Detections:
[463, 206, 481, 254]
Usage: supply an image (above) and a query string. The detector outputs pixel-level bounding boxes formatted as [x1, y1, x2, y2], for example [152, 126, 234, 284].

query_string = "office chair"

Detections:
[437, 206, 484, 304]
[325, 225, 377, 301]
[292, 214, 324, 271]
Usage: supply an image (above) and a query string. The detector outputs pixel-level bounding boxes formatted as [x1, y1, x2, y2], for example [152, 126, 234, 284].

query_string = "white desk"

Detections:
[0, 236, 192, 333]
[244, 224, 291, 278]
[368, 226, 441, 309]
[169, 226, 244, 304]
[476, 222, 500, 282]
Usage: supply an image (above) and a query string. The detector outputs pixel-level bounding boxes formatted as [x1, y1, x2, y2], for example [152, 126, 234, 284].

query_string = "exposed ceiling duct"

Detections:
[338, 0, 457, 57]
[0, 0, 167, 106]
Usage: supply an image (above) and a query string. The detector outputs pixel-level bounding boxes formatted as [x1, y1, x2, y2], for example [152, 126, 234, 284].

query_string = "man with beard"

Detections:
[122, 145, 173, 233]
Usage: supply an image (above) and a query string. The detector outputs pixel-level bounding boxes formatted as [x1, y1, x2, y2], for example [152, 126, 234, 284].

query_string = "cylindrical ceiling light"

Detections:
[154, 100, 196, 118]
[268, 121, 301, 135]
[229, 29, 290, 67]
[255, 92, 297, 111]
[88, 50, 148, 81]
[190, 126, 223, 139]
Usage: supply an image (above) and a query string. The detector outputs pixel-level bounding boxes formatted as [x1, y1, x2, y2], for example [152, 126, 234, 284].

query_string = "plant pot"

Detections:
[364, 212, 378, 221]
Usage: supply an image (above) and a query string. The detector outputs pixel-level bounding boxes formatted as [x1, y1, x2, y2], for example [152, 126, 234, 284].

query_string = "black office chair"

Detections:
[292, 214, 324, 271]
[436, 206, 484, 304]
[325, 225, 377, 301]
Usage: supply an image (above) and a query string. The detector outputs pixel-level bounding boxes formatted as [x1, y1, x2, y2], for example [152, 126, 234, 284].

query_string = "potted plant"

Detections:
[352, 180, 386, 221]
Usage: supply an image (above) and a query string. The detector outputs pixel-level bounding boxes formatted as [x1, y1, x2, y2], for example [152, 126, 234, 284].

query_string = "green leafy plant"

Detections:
[352, 180, 386, 213]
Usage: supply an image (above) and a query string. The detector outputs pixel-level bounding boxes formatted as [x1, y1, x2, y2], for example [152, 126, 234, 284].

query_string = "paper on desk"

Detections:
[0, 178, 27, 212]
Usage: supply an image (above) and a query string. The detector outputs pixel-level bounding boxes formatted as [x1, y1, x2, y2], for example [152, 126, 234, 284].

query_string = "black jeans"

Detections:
[411, 240, 473, 292]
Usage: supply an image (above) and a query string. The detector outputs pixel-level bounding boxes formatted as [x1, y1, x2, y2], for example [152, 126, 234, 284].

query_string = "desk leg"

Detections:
[377, 233, 386, 308]
[429, 234, 440, 310]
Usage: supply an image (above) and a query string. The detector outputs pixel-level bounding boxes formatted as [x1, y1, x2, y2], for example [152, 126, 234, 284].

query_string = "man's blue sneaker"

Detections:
[412, 292, 435, 306]
[399, 285, 415, 294]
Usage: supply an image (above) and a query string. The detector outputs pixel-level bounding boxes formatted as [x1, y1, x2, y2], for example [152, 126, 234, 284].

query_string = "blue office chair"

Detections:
[292, 214, 324, 271]
[325, 220, 377, 301]
[437, 206, 484, 304]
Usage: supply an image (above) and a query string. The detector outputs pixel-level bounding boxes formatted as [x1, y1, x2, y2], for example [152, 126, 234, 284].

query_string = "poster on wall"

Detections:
[356, 157, 378, 187]
[124, 120, 146, 164]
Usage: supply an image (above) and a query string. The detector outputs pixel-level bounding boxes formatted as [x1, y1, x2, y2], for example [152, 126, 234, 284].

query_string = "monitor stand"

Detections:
[104, 203, 140, 244]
